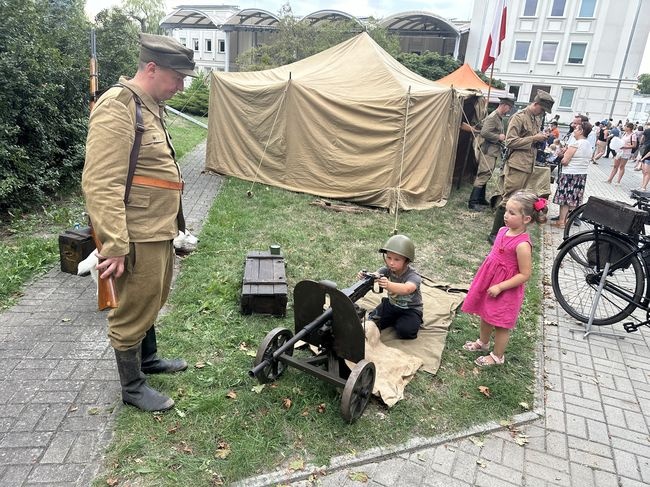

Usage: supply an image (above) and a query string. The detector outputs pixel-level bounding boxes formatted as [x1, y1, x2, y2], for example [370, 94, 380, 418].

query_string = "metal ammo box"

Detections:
[241, 249, 287, 316]
[581, 196, 648, 235]
[58, 227, 94, 274]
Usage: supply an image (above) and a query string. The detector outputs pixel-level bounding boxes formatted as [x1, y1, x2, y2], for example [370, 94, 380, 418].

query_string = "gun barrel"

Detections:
[249, 308, 333, 379]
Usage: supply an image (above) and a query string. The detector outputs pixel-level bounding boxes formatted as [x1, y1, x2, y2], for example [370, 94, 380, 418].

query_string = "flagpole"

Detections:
[486, 64, 494, 105]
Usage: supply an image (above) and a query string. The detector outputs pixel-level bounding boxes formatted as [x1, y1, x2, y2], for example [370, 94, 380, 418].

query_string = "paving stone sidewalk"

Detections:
[238, 157, 650, 487]
[0, 142, 222, 486]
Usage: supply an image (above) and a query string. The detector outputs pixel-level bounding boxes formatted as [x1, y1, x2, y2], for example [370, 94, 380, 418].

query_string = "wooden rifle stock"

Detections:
[89, 223, 119, 310]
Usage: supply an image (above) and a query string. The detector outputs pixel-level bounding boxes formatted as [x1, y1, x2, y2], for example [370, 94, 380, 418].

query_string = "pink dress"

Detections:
[461, 227, 532, 329]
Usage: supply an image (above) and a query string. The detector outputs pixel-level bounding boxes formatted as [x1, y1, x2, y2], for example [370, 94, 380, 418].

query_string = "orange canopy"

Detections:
[437, 63, 510, 103]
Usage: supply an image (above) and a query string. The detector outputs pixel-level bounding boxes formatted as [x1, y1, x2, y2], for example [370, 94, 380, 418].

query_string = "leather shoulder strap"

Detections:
[113, 83, 145, 204]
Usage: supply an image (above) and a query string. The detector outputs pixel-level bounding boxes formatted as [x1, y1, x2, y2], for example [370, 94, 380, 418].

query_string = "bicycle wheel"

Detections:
[551, 232, 645, 325]
[563, 204, 592, 240]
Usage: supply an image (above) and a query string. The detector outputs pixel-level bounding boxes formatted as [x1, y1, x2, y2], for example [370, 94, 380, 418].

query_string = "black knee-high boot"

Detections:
[488, 206, 506, 244]
[478, 185, 490, 206]
[468, 187, 485, 211]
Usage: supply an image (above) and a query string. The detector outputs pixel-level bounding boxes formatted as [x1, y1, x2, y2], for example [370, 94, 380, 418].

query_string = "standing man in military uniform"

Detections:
[487, 91, 554, 243]
[82, 34, 196, 412]
[468, 96, 514, 211]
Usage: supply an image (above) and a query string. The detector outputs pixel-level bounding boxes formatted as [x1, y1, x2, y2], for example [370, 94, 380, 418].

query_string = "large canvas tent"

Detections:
[205, 32, 481, 211]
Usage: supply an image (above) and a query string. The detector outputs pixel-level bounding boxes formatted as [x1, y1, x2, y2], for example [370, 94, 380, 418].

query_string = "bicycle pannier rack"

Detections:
[581, 196, 648, 235]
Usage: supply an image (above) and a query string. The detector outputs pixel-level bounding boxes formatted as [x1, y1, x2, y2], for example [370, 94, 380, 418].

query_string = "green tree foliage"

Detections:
[0, 0, 90, 213]
[237, 4, 399, 71]
[638, 73, 650, 94]
[123, 0, 166, 34]
[94, 8, 140, 87]
[167, 75, 210, 116]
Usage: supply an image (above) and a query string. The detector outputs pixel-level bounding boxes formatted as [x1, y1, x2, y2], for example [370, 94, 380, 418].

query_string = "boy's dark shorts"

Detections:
[369, 297, 423, 340]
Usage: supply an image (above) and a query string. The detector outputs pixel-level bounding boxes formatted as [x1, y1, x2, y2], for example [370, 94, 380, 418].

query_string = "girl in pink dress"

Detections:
[461, 192, 548, 366]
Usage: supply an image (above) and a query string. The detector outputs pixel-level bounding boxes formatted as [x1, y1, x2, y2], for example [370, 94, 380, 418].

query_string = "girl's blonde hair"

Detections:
[510, 191, 548, 224]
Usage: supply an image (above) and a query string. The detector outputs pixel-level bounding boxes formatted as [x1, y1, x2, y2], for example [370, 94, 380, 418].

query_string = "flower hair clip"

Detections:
[533, 198, 547, 211]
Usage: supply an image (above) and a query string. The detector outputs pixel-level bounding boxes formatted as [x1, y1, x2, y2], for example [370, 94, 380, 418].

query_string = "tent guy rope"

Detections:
[392, 86, 412, 234]
[247, 75, 291, 198]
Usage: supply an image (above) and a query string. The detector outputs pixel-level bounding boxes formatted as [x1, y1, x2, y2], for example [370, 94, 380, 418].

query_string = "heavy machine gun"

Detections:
[249, 272, 383, 422]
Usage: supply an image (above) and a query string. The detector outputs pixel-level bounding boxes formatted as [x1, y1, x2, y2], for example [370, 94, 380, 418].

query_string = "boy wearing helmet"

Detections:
[360, 235, 423, 339]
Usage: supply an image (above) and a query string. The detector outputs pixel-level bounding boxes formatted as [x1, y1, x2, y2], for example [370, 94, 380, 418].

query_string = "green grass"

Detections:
[97, 178, 543, 486]
[0, 115, 207, 309]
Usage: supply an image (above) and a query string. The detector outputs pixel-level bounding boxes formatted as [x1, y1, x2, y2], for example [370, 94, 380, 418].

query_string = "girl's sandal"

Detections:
[462, 339, 489, 352]
[475, 352, 505, 367]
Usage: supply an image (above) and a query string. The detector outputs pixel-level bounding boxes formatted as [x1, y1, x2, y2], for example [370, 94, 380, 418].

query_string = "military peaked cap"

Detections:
[139, 33, 197, 77]
[498, 96, 515, 107]
[534, 90, 555, 113]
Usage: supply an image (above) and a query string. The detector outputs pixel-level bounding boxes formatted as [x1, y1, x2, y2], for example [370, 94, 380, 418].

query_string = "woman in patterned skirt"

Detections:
[552, 121, 593, 228]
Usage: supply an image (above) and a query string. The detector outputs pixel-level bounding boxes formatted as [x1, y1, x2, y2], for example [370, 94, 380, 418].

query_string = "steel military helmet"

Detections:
[379, 234, 415, 262]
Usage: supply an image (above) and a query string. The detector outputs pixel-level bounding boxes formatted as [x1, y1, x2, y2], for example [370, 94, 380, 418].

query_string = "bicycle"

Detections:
[551, 198, 650, 331]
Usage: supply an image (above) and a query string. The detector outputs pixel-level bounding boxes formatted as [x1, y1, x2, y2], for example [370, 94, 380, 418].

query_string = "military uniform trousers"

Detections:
[473, 153, 499, 187]
[499, 164, 533, 208]
[108, 240, 175, 350]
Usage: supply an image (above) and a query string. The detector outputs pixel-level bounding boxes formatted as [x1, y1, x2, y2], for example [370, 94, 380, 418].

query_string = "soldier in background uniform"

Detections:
[487, 91, 555, 244]
[468, 96, 514, 211]
[82, 34, 196, 412]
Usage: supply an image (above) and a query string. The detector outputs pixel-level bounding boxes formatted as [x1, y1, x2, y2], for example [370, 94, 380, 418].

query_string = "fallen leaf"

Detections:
[519, 402, 530, 410]
[195, 362, 206, 369]
[251, 384, 265, 394]
[476, 459, 487, 468]
[167, 424, 179, 434]
[499, 419, 512, 427]
[106, 477, 119, 486]
[214, 441, 231, 459]
[61, 318, 71, 322]
[472, 367, 480, 376]
[301, 409, 309, 417]
[514, 435, 529, 446]
[226, 390, 237, 400]
[246, 351, 256, 357]
[349, 471, 369, 482]
[69, 406, 79, 412]
[88, 407, 100, 415]
[317, 403, 326, 413]
[282, 398, 292, 409]
[478, 385, 491, 398]
[238, 342, 248, 350]
[469, 437, 484, 447]
[153, 414, 163, 423]
[180, 441, 193, 454]
[175, 408, 186, 418]
[134, 458, 143, 464]
[288, 459, 304, 471]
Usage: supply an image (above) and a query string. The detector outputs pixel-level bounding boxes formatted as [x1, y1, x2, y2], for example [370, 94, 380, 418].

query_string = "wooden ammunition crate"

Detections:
[241, 251, 287, 316]
[59, 227, 94, 274]
[581, 196, 648, 235]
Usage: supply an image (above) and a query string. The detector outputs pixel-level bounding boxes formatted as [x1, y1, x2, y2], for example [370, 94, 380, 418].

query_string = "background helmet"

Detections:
[379, 234, 415, 262]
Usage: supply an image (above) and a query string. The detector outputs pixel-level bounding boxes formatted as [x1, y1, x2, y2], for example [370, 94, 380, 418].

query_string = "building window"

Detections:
[513, 41, 531, 61]
[559, 88, 576, 108]
[179, 37, 186, 47]
[218, 40, 225, 53]
[205, 39, 212, 52]
[530, 85, 552, 102]
[540, 42, 558, 62]
[523, 0, 538, 16]
[508, 85, 521, 100]
[193, 39, 199, 51]
[550, 0, 566, 16]
[578, 0, 597, 17]
[567, 43, 587, 64]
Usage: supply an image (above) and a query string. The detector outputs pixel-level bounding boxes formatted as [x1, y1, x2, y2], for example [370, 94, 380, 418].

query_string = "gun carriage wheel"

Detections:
[253, 327, 294, 383]
[340, 360, 375, 423]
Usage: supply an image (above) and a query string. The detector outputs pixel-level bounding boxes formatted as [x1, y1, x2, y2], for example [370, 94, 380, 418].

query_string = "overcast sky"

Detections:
[85, 0, 650, 72]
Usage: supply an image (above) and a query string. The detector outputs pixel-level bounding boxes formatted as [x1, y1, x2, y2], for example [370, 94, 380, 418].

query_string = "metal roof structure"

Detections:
[379, 11, 460, 37]
[219, 8, 280, 31]
[301, 10, 363, 27]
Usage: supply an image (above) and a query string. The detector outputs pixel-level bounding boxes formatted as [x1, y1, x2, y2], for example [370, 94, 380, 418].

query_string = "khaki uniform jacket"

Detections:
[82, 77, 181, 258]
[479, 110, 505, 157]
[504, 108, 543, 174]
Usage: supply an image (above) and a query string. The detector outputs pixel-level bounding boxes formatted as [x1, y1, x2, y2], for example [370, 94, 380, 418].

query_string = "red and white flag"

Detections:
[481, 0, 507, 72]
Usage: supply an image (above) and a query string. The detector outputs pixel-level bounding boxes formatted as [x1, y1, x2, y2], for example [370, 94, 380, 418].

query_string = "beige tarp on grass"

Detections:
[205, 32, 480, 211]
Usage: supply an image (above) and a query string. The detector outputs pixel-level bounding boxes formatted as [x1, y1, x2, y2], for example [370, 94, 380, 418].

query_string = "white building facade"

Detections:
[465, 0, 650, 124]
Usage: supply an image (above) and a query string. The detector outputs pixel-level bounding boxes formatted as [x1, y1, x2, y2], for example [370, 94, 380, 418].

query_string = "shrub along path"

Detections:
[0, 142, 222, 486]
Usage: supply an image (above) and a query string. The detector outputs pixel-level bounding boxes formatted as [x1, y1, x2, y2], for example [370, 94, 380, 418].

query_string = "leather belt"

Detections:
[132, 175, 184, 191]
